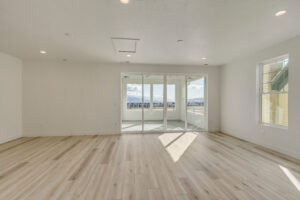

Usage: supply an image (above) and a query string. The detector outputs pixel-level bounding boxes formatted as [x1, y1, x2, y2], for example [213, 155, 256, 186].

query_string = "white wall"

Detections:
[0, 52, 23, 144]
[220, 35, 300, 159]
[23, 62, 220, 136]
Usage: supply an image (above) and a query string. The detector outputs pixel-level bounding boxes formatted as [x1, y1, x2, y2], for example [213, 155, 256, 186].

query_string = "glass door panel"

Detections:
[166, 75, 186, 131]
[121, 74, 143, 132]
[143, 75, 164, 131]
[187, 76, 207, 131]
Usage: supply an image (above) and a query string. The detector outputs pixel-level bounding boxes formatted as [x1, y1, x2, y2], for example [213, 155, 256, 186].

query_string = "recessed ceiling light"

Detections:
[177, 39, 183, 43]
[120, 0, 130, 4]
[275, 10, 287, 17]
[127, 54, 131, 57]
[40, 50, 47, 54]
[202, 57, 207, 60]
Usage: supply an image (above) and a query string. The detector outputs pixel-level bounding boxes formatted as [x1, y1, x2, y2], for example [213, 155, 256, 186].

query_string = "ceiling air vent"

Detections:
[111, 37, 140, 54]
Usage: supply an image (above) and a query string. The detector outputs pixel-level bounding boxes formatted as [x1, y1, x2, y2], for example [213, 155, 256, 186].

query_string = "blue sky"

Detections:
[187, 79, 204, 99]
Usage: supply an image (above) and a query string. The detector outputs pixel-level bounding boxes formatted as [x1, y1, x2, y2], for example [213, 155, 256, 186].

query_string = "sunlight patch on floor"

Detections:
[279, 165, 300, 192]
[159, 132, 197, 162]
[158, 132, 183, 146]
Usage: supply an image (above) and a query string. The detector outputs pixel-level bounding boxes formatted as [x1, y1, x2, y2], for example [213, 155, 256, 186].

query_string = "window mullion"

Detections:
[150, 84, 153, 110]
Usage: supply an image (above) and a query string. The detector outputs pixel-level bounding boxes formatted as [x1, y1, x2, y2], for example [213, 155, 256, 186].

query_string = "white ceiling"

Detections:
[0, 0, 300, 66]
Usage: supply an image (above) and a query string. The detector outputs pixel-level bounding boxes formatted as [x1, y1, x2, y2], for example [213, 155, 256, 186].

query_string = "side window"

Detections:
[260, 56, 288, 127]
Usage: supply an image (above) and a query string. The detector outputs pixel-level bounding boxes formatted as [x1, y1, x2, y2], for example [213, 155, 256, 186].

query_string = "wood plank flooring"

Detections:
[0, 132, 299, 200]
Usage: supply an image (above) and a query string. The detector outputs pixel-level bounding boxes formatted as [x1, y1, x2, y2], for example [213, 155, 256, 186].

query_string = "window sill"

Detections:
[260, 123, 288, 130]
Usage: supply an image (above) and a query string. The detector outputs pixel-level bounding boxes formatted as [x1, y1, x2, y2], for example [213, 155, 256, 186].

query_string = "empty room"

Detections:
[0, 0, 300, 199]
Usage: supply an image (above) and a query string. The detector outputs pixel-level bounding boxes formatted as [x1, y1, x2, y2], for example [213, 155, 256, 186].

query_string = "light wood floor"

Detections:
[0, 132, 299, 200]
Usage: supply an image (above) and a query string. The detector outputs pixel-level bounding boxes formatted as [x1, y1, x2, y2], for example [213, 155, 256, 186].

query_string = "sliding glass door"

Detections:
[121, 73, 207, 133]
[166, 75, 186, 131]
[187, 76, 207, 131]
[121, 74, 143, 132]
[143, 75, 164, 131]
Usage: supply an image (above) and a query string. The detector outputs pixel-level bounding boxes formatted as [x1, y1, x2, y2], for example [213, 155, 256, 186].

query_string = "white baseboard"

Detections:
[220, 129, 300, 160]
[0, 135, 22, 144]
[23, 130, 121, 137]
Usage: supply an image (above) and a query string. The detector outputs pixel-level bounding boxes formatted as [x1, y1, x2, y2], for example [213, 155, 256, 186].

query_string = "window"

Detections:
[126, 83, 176, 111]
[167, 84, 176, 110]
[153, 84, 164, 109]
[260, 56, 288, 127]
[143, 84, 151, 110]
[126, 84, 142, 110]
[187, 77, 205, 115]
[126, 84, 151, 110]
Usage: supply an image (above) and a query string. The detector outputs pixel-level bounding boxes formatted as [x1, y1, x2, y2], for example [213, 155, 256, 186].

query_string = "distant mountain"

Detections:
[187, 98, 204, 103]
